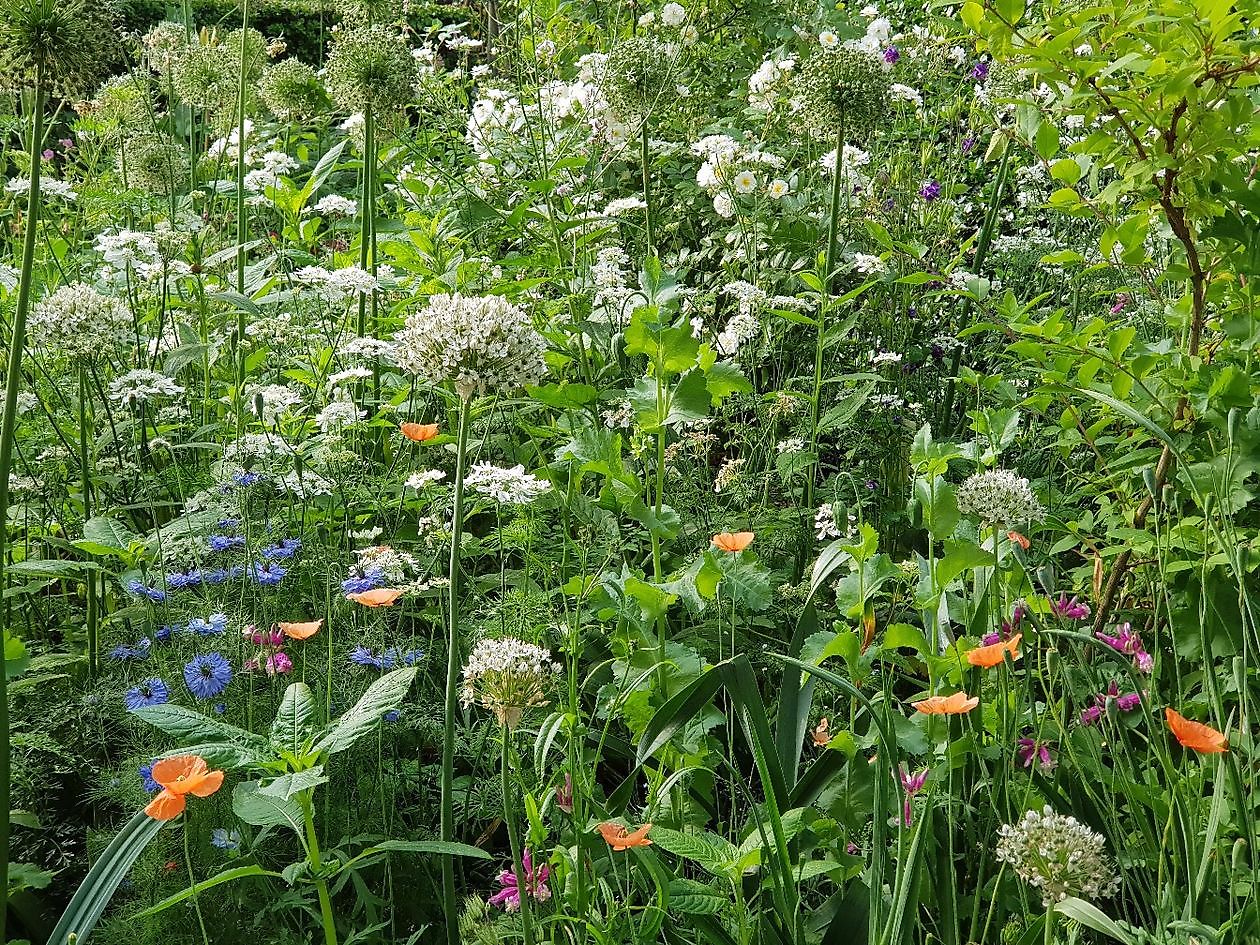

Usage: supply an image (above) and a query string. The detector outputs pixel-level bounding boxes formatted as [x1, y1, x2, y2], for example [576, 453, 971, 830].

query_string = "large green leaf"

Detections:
[47, 809, 163, 945]
[311, 667, 417, 755]
[134, 704, 270, 759]
[259, 767, 327, 800]
[649, 828, 737, 878]
[269, 682, 317, 756]
[232, 781, 305, 836]
[135, 865, 282, 917]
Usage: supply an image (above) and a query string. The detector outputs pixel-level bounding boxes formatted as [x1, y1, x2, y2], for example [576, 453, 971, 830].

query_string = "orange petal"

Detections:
[1166, 708, 1228, 754]
[151, 755, 207, 791]
[347, 588, 404, 607]
[711, 531, 754, 553]
[912, 692, 979, 715]
[279, 618, 324, 640]
[400, 422, 439, 442]
[966, 633, 1022, 669]
[144, 789, 186, 821]
[187, 768, 225, 798]
[1007, 530, 1030, 550]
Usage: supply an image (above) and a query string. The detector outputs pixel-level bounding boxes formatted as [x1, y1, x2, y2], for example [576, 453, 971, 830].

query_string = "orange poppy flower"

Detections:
[279, 618, 323, 640]
[966, 633, 1022, 669]
[1007, 530, 1030, 550]
[1165, 708, 1228, 754]
[400, 422, 439, 442]
[712, 532, 754, 553]
[598, 822, 653, 850]
[144, 756, 225, 821]
[811, 717, 830, 747]
[347, 588, 404, 607]
[912, 692, 979, 715]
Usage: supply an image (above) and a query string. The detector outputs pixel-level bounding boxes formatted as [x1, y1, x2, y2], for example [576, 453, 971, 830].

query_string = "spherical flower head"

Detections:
[600, 36, 679, 122]
[325, 25, 416, 114]
[996, 806, 1120, 906]
[169, 36, 237, 111]
[184, 651, 233, 699]
[956, 469, 1044, 526]
[392, 292, 547, 401]
[123, 134, 189, 195]
[141, 20, 187, 76]
[796, 45, 891, 141]
[83, 71, 151, 141]
[461, 637, 561, 730]
[0, 0, 122, 97]
[259, 58, 327, 121]
[29, 282, 130, 361]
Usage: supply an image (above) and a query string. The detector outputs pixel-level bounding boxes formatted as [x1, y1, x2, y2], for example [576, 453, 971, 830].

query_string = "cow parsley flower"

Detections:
[392, 293, 547, 401]
[461, 636, 561, 729]
[465, 463, 552, 504]
[108, 369, 185, 408]
[956, 469, 1044, 525]
[996, 807, 1121, 906]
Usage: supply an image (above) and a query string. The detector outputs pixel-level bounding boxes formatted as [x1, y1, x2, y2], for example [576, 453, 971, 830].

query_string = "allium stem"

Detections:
[640, 120, 654, 257]
[501, 726, 535, 945]
[0, 71, 45, 943]
[79, 365, 97, 675]
[440, 397, 472, 945]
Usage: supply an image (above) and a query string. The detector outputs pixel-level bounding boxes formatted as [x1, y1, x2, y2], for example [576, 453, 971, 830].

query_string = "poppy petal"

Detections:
[144, 789, 186, 821]
[347, 588, 404, 607]
[279, 619, 323, 640]
[151, 755, 205, 791]
[1166, 708, 1228, 753]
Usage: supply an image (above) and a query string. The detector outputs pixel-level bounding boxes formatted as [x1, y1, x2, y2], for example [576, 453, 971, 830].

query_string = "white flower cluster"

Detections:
[692, 134, 788, 218]
[996, 807, 1121, 907]
[405, 468, 447, 490]
[956, 469, 1044, 525]
[95, 230, 159, 278]
[747, 55, 796, 110]
[356, 544, 420, 584]
[819, 144, 872, 202]
[315, 399, 365, 433]
[244, 150, 300, 194]
[392, 293, 547, 400]
[461, 636, 562, 729]
[6, 178, 77, 201]
[108, 369, 185, 408]
[465, 462, 552, 504]
[245, 383, 302, 423]
[311, 194, 358, 216]
[29, 283, 131, 360]
[589, 246, 637, 325]
[293, 265, 383, 302]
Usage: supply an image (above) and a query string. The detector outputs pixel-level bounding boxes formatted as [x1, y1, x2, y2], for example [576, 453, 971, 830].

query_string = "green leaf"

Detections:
[666, 878, 729, 915]
[135, 865, 281, 917]
[259, 766, 327, 800]
[650, 828, 737, 877]
[1053, 899, 1137, 944]
[713, 555, 773, 611]
[80, 517, 138, 551]
[358, 839, 492, 859]
[8, 861, 54, 892]
[270, 682, 317, 756]
[5, 631, 29, 680]
[311, 667, 417, 755]
[232, 781, 305, 835]
[47, 809, 163, 945]
[134, 704, 269, 759]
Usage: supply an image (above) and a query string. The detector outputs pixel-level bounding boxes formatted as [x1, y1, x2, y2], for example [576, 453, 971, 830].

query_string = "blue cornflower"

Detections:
[125, 677, 170, 711]
[341, 568, 384, 595]
[210, 828, 242, 851]
[234, 471, 262, 487]
[184, 652, 233, 699]
[165, 569, 204, 590]
[208, 534, 246, 552]
[187, 612, 229, 636]
[155, 625, 174, 643]
[250, 562, 286, 586]
[108, 637, 152, 661]
[139, 762, 161, 792]
[125, 579, 166, 603]
[261, 537, 301, 560]
[349, 646, 390, 669]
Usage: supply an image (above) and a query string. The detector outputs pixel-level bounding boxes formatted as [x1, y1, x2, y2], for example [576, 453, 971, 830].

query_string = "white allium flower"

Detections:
[661, 2, 687, 26]
[341, 336, 398, 361]
[356, 544, 420, 583]
[777, 437, 806, 454]
[713, 192, 735, 218]
[464, 462, 552, 504]
[108, 369, 185, 408]
[29, 283, 130, 360]
[327, 366, 373, 389]
[956, 469, 1044, 525]
[95, 230, 161, 275]
[461, 636, 561, 729]
[315, 399, 365, 433]
[278, 469, 334, 497]
[392, 293, 547, 400]
[996, 807, 1121, 907]
[604, 196, 647, 216]
[293, 265, 380, 302]
[311, 194, 358, 216]
[870, 350, 902, 365]
[405, 469, 447, 490]
[853, 253, 886, 274]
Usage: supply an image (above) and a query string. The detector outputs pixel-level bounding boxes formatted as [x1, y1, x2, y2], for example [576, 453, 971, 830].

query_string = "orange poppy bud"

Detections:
[811, 717, 830, 747]
[912, 692, 979, 715]
[1165, 708, 1228, 754]
[711, 531, 754, 553]
[401, 422, 439, 442]
[1007, 530, 1030, 550]
[598, 822, 653, 850]
[966, 633, 1022, 669]
[347, 588, 404, 607]
[279, 618, 323, 640]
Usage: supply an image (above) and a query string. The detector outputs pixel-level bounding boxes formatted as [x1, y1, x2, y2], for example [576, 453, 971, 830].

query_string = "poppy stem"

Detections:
[184, 819, 211, 945]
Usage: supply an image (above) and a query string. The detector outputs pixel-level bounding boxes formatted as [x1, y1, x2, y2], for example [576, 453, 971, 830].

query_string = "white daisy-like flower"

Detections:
[819, 30, 840, 49]
[732, 170, 757, 194]
[767, 178, 790, 199]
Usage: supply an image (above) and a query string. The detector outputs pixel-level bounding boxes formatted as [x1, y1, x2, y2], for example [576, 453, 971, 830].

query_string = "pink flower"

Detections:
[555, 773, 573, 814]
[59, 138, 74, 150]
[41, 149, 54, 160]
[1110, 293, 1129, 314]
[1016, 738, 1056, 772]
[1051, 594, 1091, 620]
[488, 849, 551, 912]
[266, 651, 293, 675]
[984, 601, 1027, 646]
[897, 766, 928, 826]
[1096, 622, 1153, 673]
[1080, 681, 1142, 725]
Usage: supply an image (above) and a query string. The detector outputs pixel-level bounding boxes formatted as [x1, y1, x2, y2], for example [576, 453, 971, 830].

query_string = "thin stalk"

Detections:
[440, 398, 473, 945]
[79, 365, 97, 675]
[233, 0, 251, 423]
[639, 119, 654, 257]
[0, 71, 45, 944]
[500, 726, 535, 945]
[357, 106, 376, 339]
[184, 819, 211, 945]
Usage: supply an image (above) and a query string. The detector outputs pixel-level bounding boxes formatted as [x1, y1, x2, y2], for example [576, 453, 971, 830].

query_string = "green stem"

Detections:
[79, 365, 97, 675]
[440, 398, 473, 945]
[501, 726, 535, 945]
[640, 119, 654, 257]
[184, 818, 211, 945]
[303, 795, 339, 945]
[233, 0, 251, 426]
[357, 106, 375, 339]
[0, 71, 45, 945]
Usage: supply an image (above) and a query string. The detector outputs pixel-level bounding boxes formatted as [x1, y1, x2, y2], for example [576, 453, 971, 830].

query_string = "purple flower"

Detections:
[184, 652, 233, 699]
[488, 849, 551, 912]
[1051, 594, 1091, 620]
[897, 766, 928, 826]
[1081, 681, 1142, 725]
[165, 569, 203, 590]
[41, 148, 54, 160]
[125, 579, 167, 603]
[125, 677, 169, 711]
[1110, 294, 1130, 314]
[342, 568, 384, 594]
[250, 561, 286, 586]
[139, 762, 160, 792]
[262, 538, 302, 560]
[1096, 622, 1153, 673]
[1016, 738, 1056, 772]
[208, 534, 245, 552]
[882, 46, 899, 64]
[556, 773, 574, 814]
[970, 60, 989, 81]
[961, 135, 977, 154]
[918, 180, 942, 202]
[109, 638, 152, 661]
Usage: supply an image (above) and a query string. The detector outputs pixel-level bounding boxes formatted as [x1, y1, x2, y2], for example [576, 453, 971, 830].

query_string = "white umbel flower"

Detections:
[108, 369, 185, 407]
[464, 462, 552, 504]
[996, 807, 1121, 907]
[956, 469, 1044, 525]
[393, 293, 547, 400]
[29, 283, 130, 360]
[461, 636, 561, 729]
